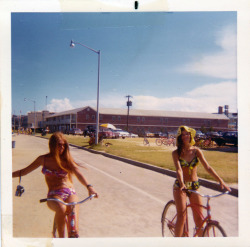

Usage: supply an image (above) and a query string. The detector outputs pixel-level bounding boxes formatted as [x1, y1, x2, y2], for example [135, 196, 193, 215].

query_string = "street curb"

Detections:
[69, 143, 238, 198]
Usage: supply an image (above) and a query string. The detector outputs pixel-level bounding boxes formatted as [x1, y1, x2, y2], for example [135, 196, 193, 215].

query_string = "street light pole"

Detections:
[24, 98, 36, 135]
[70, 40, 101, 145]
[126, 95, 132, 131]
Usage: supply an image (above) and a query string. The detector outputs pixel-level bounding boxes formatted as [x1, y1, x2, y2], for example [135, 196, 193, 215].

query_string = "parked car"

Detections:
[99, 128, 119, 139]
[113, 129, 130, 138]
[211, 131, 238, 146]
[144, 131, 155, 137]
[129, 133, 139, 138]
[195, 130, 206, 139]
[68, 128, 83, 135]
[206, 131, 221, 138]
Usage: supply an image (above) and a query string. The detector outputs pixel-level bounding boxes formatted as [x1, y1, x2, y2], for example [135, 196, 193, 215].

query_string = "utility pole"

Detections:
[126, 95, 132, 131]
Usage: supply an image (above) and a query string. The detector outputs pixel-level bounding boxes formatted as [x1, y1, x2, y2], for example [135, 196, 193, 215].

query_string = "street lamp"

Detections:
[24, 98, 36, 135]
[70, 40, 101, 145]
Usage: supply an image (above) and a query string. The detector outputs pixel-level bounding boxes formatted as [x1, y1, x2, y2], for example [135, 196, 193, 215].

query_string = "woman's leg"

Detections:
[65, 194, 79, 236]
[173, 188, 187, 237]
[189, 191, 203, 237]
[47, 199, 67, 238]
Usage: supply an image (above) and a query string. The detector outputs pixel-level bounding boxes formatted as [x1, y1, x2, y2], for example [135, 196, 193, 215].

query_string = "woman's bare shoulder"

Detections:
[36, 154, 49, 162]
[172, 149, 178, 157]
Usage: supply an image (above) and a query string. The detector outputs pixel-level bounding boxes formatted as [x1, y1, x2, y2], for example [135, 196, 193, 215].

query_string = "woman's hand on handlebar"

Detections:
[87, 186, 98, 198]
[219, 181, 231, 192]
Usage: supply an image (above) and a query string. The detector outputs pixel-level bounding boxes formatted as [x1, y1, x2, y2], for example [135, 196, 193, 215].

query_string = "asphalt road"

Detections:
[12, 134, 238, 238]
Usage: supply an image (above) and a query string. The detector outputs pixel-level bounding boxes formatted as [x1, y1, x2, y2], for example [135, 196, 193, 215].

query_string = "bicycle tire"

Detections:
[52, 216, 57, 238]
[161, 200, 177, 237]
[155, 139, 162, 146]
[202, 221, 227, 237]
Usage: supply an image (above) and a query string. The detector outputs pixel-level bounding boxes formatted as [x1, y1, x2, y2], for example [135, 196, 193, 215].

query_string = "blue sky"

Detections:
[11, 12, 237, 115]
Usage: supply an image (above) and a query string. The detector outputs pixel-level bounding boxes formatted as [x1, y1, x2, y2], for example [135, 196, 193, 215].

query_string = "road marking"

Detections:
[74, 156, 166, 205]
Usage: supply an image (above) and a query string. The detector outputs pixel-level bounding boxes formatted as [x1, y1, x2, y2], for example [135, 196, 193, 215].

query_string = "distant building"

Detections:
[27, 110, 53, 129]
[45, 106, 229, 135]
[12, 115, 28, 130]
[217, 105, 238, 130]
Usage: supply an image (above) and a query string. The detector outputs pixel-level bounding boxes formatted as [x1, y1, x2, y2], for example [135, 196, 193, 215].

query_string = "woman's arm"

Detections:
[172, 151, 186, 190]
[196, 148, 231, 191]
[12, 155, 43, 177]
[72, 165, 98, 198]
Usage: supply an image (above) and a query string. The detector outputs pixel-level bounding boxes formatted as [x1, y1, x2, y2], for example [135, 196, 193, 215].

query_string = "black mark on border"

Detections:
[135, 1, 139, 9]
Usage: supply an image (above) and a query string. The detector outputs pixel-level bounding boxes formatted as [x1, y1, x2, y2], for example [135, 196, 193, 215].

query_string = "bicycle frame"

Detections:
[40, 194, 96, 238]
[183, 190, 229, 237]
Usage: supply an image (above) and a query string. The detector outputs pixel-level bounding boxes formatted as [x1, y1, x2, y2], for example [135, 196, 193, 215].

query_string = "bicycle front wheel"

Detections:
[155, 139, 162, 146]
[202, 222, 227, 237]
[161, 200, 177, 237]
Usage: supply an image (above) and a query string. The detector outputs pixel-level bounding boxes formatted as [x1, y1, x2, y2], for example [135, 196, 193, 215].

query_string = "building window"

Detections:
[100, 115, 103, 120]
[86, 114, 89, 120]
[142, 117, 145, 122]
[112, 116, 116, 121]
[118, 116, 121, 121]
[92, 115, 95, 120]
[137, 117, 140, 122]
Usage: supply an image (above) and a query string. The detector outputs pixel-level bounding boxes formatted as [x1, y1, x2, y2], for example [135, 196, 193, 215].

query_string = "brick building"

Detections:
[45, 106, 229, 135]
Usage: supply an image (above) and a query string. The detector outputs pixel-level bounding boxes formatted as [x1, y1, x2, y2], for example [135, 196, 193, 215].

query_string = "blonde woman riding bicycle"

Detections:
[12, 132, 98, 238]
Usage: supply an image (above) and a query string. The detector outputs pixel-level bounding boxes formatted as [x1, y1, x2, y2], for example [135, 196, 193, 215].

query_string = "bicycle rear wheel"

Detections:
[161, 200, 177, 237]
[202, 222, 227, 237]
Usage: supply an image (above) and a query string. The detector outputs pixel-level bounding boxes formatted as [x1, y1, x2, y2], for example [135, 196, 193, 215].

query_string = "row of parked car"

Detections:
[65, 127, 139, 139]
[65, 127, 237, 146]
[195, 130, 238, 146]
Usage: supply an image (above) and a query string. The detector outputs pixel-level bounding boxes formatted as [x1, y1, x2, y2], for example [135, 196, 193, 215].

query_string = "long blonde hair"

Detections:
[49, 132, 78, 181]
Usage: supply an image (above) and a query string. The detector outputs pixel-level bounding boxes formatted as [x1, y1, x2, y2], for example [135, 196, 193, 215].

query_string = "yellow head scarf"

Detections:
[176, 126, 196, 146]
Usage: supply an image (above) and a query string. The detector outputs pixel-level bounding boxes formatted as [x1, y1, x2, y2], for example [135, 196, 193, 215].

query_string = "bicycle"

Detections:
[155, 137, 168, 146]
[156, 137, 176, 146]
[161, 190, 229, 237]
[40, 194, 96, 238]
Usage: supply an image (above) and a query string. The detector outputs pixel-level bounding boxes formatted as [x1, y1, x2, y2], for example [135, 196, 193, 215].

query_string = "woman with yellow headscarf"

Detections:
[172, 126, 231, 237]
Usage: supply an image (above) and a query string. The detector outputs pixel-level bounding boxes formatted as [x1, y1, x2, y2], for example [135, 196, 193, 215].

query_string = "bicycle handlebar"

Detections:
[40, 194, 96, 206]
[186, 189, 229, 198]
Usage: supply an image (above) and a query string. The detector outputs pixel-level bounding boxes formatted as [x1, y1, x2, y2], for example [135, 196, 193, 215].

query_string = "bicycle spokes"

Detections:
[203, 222, 227, 237]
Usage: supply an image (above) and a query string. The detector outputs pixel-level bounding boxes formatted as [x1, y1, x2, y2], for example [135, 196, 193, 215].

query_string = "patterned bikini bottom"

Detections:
[47, 187, 76, 201]
[173, 179, 200, 191]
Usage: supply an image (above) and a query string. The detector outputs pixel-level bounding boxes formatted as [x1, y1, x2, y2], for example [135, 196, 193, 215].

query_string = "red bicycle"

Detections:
[156, 137, 175, 146]
[40, 194, 96, 238]
[161, 190, 229, 237]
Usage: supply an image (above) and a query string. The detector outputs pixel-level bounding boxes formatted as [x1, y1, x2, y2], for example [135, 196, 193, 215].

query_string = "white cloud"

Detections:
[180, 25, 237, 79]
[132, 81, 237, 113]
[47, 98, 73, 112]
[48, 81, 237, 114]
